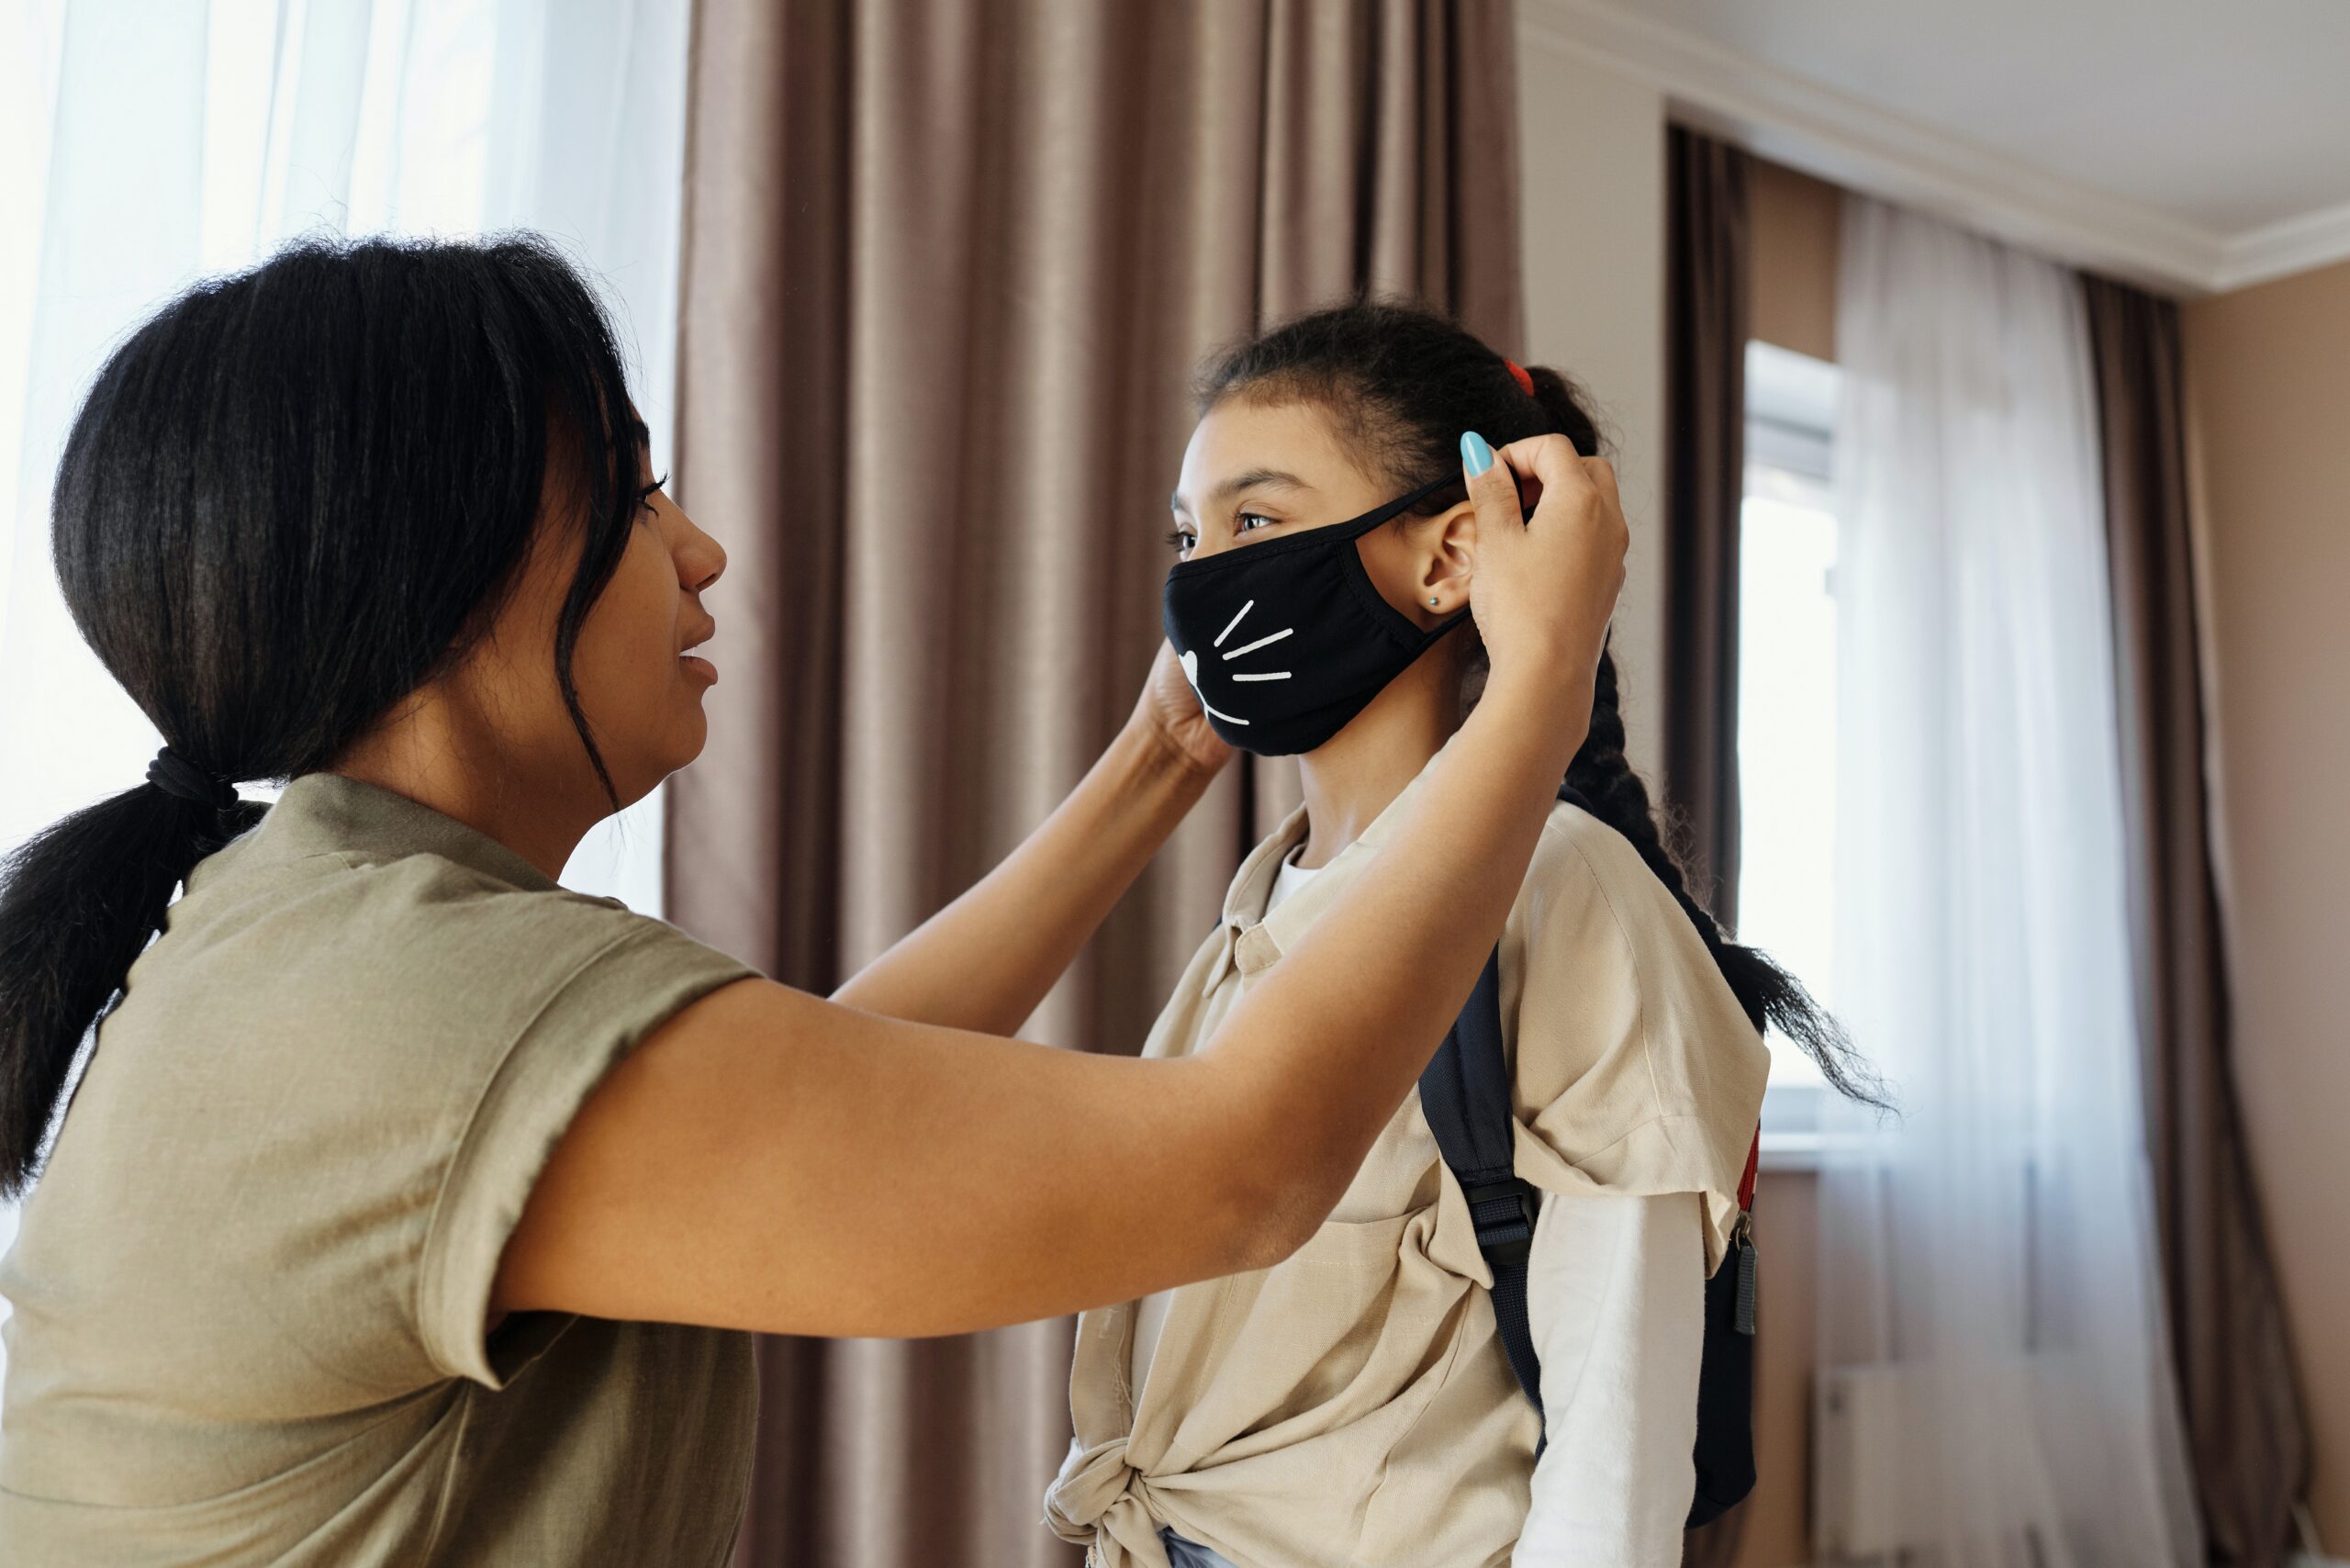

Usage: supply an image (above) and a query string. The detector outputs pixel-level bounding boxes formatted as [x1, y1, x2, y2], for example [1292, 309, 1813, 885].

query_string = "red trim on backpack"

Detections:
[1738, 1130, 1760, 1212]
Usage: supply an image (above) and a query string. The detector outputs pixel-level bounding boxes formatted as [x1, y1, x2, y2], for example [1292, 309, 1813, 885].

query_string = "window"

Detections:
[1739, 341, 1842, 1160]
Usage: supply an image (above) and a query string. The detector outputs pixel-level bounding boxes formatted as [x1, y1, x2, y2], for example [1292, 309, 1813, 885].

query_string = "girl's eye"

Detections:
[1166, 528, 1196, 554]
[1236, 512, 1277, 534]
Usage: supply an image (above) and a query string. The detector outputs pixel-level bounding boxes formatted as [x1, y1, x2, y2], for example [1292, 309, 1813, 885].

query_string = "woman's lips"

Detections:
[679, 618, 718, 684]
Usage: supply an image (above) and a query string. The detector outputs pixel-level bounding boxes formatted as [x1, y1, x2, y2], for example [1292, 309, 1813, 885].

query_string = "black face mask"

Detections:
[1162, 476, 1469, 756]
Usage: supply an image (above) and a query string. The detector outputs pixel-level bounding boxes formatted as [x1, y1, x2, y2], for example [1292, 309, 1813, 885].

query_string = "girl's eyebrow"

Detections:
[1169, 467, 1314, 518]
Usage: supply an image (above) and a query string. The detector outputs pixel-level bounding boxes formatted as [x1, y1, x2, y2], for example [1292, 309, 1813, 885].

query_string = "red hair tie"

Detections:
[1505, 358, 1535, 398]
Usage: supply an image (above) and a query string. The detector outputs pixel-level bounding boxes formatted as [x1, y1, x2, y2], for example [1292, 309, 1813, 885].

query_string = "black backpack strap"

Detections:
[1415, 782, 1596, 1439]
[1417, 947, 1546, 1436]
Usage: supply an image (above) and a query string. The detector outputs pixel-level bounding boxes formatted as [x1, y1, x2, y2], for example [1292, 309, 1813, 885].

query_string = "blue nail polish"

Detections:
[1460, 430, 1494, 476]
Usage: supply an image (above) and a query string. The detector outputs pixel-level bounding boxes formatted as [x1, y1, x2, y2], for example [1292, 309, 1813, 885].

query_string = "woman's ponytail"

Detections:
[0, 776, 263, 1193]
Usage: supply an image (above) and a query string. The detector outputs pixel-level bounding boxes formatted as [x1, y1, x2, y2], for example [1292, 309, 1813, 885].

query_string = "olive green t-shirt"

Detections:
[0, 774, 760, 1564]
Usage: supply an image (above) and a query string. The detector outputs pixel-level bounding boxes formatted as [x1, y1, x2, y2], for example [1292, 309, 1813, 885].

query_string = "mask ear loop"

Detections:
[1326, 475, 1460, 542]
[1350, 476, 1477, 630]
[1333, 476, 1481, 651]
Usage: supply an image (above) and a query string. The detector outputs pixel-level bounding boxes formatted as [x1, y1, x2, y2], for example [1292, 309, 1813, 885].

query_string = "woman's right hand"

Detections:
[1460, 431, 1628, 714]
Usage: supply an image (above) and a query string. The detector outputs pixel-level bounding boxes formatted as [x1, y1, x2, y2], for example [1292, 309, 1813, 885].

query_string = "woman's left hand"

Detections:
[1134, 639, 1233, 778]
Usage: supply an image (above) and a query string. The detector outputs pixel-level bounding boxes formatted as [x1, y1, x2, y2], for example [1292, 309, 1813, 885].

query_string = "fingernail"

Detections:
[1460, 430, 1494, 476]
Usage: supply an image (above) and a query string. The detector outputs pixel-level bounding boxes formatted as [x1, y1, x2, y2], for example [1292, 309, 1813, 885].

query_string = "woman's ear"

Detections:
[1418, 500, 1478, 619]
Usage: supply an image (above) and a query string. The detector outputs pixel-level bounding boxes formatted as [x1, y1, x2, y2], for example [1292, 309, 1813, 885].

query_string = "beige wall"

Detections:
[1738, 1170, 1818, 1568]
[1515, 23, 1667, 780]
[1750, 161, 1841, 364]
[2184, 263, 2350, 1550]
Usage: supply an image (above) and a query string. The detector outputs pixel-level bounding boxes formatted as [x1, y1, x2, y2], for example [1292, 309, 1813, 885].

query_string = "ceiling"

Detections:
[1540, 0, 2350, 293]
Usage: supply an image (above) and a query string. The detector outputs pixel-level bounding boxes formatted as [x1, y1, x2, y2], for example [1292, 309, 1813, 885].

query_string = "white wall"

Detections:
[1515, 22, 1669, 778]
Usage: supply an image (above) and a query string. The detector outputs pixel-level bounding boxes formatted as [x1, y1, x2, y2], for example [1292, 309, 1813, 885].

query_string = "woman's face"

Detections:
[1169, 398, 1472, 623]
[460, 431, 726, 810]
[570, 445, 726, 798]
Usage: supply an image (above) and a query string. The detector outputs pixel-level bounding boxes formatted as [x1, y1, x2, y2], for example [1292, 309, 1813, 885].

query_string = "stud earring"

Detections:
[1428, 597, 1440, 607]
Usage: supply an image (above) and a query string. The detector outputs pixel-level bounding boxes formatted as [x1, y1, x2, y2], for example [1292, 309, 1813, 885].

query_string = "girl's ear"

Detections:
[1420, 500, 1478, 613]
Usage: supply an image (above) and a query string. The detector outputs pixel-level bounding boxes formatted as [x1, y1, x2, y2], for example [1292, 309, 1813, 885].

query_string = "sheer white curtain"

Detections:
[0, 0, 690, 1389]
[1818, 195, 2200, 1568]
[0, 0, 690, 902]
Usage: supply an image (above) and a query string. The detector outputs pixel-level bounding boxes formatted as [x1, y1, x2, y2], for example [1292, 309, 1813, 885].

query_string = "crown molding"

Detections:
[1517, 0, 2350, 297]
[2213, 197, 2350, 294]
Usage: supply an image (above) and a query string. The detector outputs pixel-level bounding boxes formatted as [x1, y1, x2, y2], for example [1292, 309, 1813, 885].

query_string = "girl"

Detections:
[1046, 304, 1876, 1568]
[0, 241, 1627, 1563]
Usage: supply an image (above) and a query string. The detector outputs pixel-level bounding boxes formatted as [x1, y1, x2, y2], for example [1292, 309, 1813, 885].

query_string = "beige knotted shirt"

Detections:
[1046, 753, 1770, 1568]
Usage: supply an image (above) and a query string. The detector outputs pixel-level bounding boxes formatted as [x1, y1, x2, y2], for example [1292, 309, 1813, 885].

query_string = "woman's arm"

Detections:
[830, 644, 1226, 1036]
[494, 435, 1626, 1338]
[1515, 1192, 1706, 1567]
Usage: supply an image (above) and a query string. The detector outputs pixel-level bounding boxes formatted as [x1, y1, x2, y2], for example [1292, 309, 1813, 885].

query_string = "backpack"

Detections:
[1415, 780, 1759, 1529]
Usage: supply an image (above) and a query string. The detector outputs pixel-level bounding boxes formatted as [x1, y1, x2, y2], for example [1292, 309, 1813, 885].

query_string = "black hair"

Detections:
[0, 233, 649, 1194]
[1198, 299, 1888, 1109]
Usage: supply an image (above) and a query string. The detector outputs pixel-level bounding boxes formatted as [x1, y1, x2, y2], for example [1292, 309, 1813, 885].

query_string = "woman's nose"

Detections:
[677, 518, 726, 592]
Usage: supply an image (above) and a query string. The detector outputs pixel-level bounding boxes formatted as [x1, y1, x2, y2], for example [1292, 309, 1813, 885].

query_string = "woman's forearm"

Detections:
[1200, 663, 1594, 1250]
[831, 717, 1214, 1034]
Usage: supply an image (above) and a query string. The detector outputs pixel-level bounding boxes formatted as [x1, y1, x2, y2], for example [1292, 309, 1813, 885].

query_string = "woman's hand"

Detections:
[1460, 431, 1627, 711]
[1131, 638, 1233, 778]
[826, 640, 1225, 1037]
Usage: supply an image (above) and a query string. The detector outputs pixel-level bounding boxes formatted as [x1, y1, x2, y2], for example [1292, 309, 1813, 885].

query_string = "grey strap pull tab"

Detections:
[1733, 1215, 1758, 1336]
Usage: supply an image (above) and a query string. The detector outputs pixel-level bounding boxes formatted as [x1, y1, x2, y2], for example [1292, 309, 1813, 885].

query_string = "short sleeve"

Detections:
[1500, 808, 1771, 1274]
[410, 901, 754, 1385]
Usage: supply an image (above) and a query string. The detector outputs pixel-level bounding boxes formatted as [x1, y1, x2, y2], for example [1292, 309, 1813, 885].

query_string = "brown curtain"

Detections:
[2083, 279, 2311, 1568]
[1661, 126, 1750, 932]
[1660, 124, 1751, 1568]
[666, 4, 1521, 1564]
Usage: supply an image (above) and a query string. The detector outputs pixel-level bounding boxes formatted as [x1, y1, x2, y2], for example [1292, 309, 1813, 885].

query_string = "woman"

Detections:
[0, 241, 1623, 1563]
[1045, 304, 1879, 1568]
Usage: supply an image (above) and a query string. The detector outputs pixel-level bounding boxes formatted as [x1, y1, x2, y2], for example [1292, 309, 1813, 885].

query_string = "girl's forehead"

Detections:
[1175, 398, 1375, 510]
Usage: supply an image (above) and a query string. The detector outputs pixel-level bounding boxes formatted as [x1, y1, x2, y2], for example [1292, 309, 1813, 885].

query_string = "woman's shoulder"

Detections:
[181, 833, 682, 970]
[143, 831, 752, 1086]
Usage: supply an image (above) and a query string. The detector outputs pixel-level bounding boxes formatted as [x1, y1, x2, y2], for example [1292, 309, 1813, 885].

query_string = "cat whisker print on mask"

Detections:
[1220, 627, 1294, 664]
[1212, 599, 1299, 671]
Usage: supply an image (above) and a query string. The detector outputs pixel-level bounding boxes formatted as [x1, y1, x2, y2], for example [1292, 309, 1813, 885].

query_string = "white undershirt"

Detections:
[1515, 1190, 1704, 1565]
[1129, 847, 1703, 1566]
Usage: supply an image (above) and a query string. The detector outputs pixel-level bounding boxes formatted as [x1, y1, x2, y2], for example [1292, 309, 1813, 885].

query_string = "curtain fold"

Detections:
[1818, 195, 2201, 1568]
[1661, 122, 1752, 1568]
[1660, 125, 1750, 933]
[2082, 278, 2311, 1568]
[666, 4, 1520, 1563]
